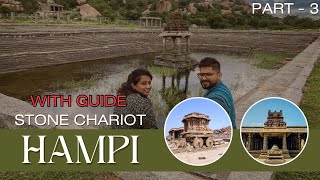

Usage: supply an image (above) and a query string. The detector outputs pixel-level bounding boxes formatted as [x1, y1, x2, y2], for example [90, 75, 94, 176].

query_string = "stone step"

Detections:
[0, 43, 159, 72]
[0, 33, 160, 56]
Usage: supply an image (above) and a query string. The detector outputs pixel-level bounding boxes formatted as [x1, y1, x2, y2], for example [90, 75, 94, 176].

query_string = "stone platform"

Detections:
[235, 36, 320, 128]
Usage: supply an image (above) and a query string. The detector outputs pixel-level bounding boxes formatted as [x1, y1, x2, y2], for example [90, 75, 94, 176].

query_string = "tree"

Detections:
[207, 14, 229, 29]
[283, 15, 299, 26]
[194, 4, 206, 13]
[19, 0, 38, 13]
[88, 0, 117, 18]
[296, 17, 318, 29]
[0, 6, 10, 14]
[178, 0, 190, 8]
[55, 0, 77, 11]
[188, 13, 208, 26]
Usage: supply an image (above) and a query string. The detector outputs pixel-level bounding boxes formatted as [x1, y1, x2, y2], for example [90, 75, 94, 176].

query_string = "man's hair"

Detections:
[198, 57, 220, 72]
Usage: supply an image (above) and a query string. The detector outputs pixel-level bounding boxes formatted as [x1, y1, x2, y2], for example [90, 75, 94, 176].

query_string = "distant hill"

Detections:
[1, 0, 252, 19]
[1, 0, 320, 29]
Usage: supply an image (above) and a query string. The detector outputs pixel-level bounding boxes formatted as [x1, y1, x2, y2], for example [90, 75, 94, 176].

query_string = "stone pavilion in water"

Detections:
[155, 12, 197, 68]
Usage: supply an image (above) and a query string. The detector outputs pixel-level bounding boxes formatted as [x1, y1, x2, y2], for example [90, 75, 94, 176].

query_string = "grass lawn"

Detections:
[274, 172, 320, 180]
[300, 58, 320, 128]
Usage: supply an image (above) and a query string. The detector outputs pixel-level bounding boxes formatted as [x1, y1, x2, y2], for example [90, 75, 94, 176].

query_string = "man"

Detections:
[198, 57, 236, 129]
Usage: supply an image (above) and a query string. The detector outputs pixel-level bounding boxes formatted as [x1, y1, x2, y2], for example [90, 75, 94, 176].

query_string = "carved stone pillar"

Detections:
[176, 37, 182, 55]
[35, 14, 39, 23]
[172, 37, 176, 49]
[263, 134, 268, 150]
[11, 12, 15, 22]
[298, 133, 301, 150]
[162, 37, 166, 53]
[57, 13, 60, 23]
[247, 134, 251, 150]
[283, 133, 287, 150]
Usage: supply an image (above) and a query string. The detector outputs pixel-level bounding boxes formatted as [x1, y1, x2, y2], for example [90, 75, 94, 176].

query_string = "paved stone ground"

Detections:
[174, 143, 229, 165]
[235, 36, 320, 128]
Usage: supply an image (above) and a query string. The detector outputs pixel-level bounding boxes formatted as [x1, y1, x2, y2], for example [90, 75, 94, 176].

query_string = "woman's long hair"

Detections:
[117, 68, 153, 96]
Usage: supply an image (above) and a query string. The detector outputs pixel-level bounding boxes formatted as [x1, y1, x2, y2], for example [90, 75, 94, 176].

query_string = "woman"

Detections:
[112, 68, 158, 129]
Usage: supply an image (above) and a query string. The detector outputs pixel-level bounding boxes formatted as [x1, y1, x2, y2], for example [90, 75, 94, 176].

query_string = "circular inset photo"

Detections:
[240, 97, 309, 166]
[164, 97, 233, 166]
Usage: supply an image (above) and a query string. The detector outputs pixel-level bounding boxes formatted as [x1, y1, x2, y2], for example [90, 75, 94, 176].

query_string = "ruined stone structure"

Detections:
[168, 112, 216, 149]
[37, 0, 64, 17]
[0, 0, 23, 11]
[140, 17, 162, 27]
[181, 112, 212, 134]
[241, 110, 308, 164]
[168, 127, 184, 141]
[156, 0, 172, 13]
[155, 12, 197, 68]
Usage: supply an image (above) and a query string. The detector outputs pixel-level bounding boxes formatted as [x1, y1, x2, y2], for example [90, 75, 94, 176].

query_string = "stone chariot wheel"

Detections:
[206, 137, 215, 147]
[193, 137, 204, 148]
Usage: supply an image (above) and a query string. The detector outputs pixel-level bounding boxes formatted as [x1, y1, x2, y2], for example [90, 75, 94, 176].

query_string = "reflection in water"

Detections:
[149, 65, 195, 117]
[0, 52, 274, 128]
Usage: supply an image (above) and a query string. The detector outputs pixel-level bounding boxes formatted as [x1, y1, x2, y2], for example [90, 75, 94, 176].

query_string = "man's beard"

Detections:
[201, 80, 213, 90]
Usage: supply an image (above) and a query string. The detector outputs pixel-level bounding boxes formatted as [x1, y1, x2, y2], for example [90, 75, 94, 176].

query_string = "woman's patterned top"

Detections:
[112, 93, 158, 129]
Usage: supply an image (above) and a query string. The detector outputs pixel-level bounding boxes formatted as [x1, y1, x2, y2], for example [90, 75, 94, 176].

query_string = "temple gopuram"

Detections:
[241, 110, 308, 164]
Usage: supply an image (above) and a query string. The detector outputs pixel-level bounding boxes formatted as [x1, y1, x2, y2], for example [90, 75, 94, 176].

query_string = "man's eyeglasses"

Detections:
[197, 73, 217, 78]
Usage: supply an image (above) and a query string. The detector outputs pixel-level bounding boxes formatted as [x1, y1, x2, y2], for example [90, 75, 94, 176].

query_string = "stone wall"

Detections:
[0, 25, 318, 73]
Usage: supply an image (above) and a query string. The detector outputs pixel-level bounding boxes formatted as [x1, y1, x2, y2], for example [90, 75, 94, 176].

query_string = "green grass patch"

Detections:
[0, 172, 121, 180]
[274, 172, 320, 180]
[148, 66, 179, 76]
[300, 59, 320, 128]
[252, 53, 294, 69]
